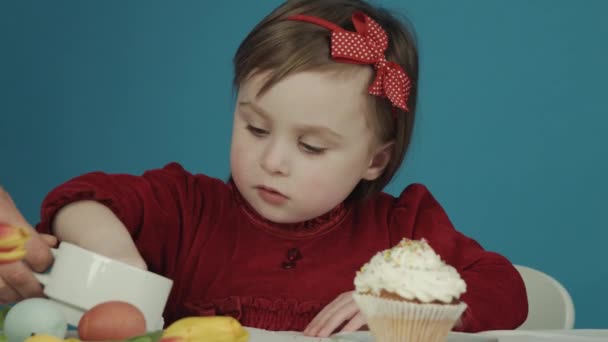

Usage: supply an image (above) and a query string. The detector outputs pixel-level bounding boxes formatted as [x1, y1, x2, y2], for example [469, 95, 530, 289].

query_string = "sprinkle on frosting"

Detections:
[354, 238, 466, 304]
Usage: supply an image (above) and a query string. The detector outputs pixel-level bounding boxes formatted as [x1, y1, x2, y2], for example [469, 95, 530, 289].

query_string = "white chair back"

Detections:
[515, 265, 575, 330]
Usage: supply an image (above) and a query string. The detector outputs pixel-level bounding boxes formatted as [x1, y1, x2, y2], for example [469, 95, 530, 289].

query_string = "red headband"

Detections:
[287, 11, 412, 112]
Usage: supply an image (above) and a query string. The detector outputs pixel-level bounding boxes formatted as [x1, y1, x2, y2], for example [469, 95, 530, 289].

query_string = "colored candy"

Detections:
[0, 224, 30, 263]
[161, 316, 249, 342]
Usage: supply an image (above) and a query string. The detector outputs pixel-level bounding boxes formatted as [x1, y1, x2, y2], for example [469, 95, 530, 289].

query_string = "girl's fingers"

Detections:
[340, 311, 367, 333]
[304, 292, 352, 336]
[316, 300, 360, 337]
[304, 300, 338, 335]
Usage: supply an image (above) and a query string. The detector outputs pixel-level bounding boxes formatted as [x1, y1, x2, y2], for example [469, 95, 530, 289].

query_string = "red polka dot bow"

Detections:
[287, 11, 412, 111]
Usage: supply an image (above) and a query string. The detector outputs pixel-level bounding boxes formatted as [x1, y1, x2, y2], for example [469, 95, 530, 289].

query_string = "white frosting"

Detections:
[354, 238, 466, 303]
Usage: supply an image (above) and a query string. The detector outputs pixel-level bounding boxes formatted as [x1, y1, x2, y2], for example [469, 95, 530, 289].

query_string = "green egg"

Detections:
[0, 305, 10, 330]
[3, 299, 67, 342]
[125, 330, 163, 342]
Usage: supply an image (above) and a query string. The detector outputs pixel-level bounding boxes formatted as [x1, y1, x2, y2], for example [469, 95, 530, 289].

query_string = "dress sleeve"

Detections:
[35, 162, 228, 278]
[389, 184, 528, 332]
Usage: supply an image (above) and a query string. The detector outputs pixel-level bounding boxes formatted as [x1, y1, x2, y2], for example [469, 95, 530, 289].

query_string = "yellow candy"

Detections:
[162, 316, 249, 342]
[23, 335, 64, 342]
[0, 225, 30, 263]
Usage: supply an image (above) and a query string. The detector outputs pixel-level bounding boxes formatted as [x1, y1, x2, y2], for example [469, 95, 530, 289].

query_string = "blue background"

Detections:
[1, 0, 606, 328]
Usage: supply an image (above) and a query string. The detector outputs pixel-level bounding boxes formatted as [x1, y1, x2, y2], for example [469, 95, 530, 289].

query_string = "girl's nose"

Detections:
[260, 140, 290, 176]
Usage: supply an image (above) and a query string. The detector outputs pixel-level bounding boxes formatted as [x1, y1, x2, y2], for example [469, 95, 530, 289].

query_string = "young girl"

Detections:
[0, 0, 527, 337]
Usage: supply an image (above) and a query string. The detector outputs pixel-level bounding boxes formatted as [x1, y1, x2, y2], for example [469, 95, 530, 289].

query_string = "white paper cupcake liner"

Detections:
[353, 293, 467, 342]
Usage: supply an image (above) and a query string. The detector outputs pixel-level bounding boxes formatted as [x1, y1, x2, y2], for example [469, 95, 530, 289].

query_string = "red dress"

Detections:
[36, 162, 527, 332]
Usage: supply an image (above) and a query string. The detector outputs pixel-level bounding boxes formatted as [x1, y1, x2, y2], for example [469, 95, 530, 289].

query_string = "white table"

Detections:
[475, 329, 608, 342]
[246, 327, 608, 341]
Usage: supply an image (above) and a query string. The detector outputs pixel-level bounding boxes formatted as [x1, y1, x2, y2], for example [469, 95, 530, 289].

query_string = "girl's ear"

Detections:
[362, 141, 394, 181]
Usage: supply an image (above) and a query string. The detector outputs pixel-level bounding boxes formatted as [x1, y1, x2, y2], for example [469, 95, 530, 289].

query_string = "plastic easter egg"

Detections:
[78, 300, 146, 341]
[3, 298, 67, 342]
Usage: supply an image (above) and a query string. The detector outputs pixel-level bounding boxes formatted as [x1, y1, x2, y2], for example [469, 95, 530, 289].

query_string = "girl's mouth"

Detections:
[256, 186, 289, 205]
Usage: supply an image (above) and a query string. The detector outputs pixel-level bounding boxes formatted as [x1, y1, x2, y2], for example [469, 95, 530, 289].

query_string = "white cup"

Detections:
[33, 242, 173, 331]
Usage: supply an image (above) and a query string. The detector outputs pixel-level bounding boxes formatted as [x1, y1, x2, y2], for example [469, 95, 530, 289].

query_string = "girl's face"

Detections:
[230, 68, 390, 223]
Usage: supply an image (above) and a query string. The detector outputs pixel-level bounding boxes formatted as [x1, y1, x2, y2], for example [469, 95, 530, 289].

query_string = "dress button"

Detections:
[287, 248, 302, 261]
[281, 261, 296, 269]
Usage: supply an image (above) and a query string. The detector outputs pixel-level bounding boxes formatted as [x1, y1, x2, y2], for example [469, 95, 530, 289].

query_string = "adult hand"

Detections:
[0, 186, 57, 304]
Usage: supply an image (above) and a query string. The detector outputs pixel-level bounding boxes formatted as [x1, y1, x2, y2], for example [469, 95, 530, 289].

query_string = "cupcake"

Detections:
[353, 238, 467, 342]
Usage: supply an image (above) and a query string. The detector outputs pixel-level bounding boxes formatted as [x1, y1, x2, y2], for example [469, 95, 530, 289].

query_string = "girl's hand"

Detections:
[303, 291, 367, 337]
[0, 186, 57, 304]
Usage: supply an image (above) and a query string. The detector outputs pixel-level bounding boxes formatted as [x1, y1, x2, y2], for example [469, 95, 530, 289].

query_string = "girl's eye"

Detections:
[300, 142, 327, 155]
[246, 125, 269, 137]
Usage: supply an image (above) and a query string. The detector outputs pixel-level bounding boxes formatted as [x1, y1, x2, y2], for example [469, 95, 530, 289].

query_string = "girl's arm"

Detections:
[53, 200, 146, 269]
[390, 184, 528, 332]
[36, 162, 224, 277]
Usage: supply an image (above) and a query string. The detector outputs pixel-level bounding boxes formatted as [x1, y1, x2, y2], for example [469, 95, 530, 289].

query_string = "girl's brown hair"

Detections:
[233, 0, 418, 201]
